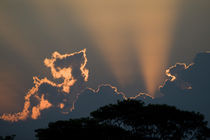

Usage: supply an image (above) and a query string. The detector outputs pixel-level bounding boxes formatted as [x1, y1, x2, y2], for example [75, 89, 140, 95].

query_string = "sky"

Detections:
[0, 0, 210, 139]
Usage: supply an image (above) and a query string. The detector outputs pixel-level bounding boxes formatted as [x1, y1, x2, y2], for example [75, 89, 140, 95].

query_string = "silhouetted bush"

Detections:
[35, 100, 210, 140]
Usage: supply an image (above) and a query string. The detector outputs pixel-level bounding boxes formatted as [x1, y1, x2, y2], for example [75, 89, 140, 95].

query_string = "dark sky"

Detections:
[0, 0, 210, 139]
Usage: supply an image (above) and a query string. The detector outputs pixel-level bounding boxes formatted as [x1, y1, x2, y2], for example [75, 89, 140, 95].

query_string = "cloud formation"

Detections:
[3, 49, 209, 124]
[70, 84, 152, 118]
[159, 52, 210, 122]
[1, 49, 210, 140]
[1, 49, 150, 122]
[1, 49, 89, 122]
[160, 52, 210, 94]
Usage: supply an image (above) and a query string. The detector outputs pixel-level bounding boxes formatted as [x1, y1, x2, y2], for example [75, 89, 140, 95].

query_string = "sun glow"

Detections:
[135, 0, 180, 96]
[0, 0, 181, 105]
[66, 0, 180, 96]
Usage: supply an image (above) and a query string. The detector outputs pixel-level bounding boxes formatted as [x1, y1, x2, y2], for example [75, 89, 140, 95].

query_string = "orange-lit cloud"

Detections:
[165, 63, 192, 82]
[0, 49, 88, 122]
[0, 49, 154, 122]
[31, 94, 52, 119]
[160, 63, 193, 92]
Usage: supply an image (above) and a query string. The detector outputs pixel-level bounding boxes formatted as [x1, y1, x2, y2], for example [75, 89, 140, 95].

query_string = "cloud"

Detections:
[0, 83, 151, 140]
[159, 63, 193, 95]
[2, 48, 209, 125]
[161, 52, 210, 94]
[159, 52, 210, 122]
[70, 84, 152, 118]
[0, 48, 154, 122]
[2, 49, 210, 139]
[1, 49, 89, 122]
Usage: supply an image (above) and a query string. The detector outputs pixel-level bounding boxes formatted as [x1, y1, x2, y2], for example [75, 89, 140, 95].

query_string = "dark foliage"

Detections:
[35, 118, 129, 140]
[0, 135, 16, 140]
[35, 100, 210, 140]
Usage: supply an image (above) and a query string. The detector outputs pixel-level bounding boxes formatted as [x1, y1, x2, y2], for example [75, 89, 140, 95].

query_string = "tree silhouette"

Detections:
[0, 135, 16, 140]
[35, 100, 210, 140]
[35, 118, 129, 140]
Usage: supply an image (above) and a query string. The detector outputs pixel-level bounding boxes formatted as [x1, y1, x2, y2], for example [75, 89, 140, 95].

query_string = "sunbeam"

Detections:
[64, 0, 181, 96]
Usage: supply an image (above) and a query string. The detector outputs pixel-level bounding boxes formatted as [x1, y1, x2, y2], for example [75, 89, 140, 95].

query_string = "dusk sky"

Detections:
[0, 0, 210, 139]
